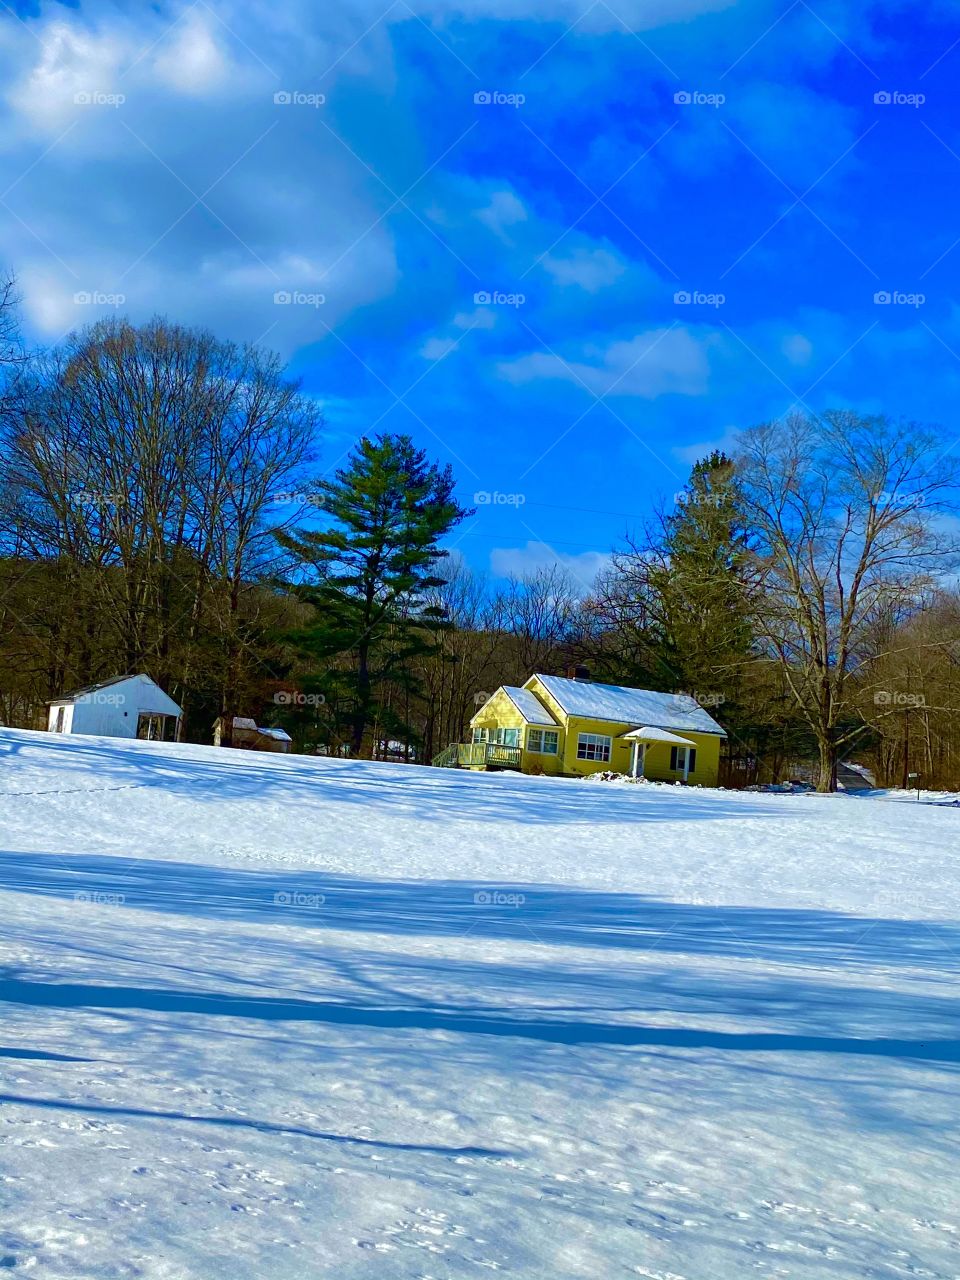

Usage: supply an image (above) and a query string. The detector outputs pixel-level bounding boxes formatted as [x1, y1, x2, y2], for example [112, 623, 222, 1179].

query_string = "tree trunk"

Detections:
[816, 735, 838, 792]
[352, 640, 370, 757]
[901, 710, 910, 790]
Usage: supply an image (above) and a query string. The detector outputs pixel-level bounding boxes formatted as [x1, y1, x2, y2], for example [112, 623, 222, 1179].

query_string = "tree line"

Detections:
[2, 282, 959, 791]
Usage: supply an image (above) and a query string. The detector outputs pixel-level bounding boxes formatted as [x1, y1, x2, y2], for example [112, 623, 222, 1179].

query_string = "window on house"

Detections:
[670, 746, 697, 773]
[527, 728, 559, 754]
[577, 733, 611, 762]
[493, 728, 520, 747]
[472, 728, 489, 743]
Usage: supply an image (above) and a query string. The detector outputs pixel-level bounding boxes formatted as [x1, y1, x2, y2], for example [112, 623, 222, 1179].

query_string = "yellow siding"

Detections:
[559, 717, 721, 783]
[470, 688, 526, 734]
[522, 723, 564, 775]
[635, 730, 721, 786]
[470, 687, 564, 774]
[558, 715, 631, 776]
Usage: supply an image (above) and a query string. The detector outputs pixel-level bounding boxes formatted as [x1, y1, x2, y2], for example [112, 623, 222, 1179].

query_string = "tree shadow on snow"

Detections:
[0, 1091, 512, 1157]
[1, 848, 957, 974]
[0, 1046, 89, 1062]
[2, 974, 959, 1064]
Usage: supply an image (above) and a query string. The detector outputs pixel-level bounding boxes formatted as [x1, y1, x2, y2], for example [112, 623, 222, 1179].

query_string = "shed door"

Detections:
[137, 713, 164, 740]
[137, 713, 177, 742]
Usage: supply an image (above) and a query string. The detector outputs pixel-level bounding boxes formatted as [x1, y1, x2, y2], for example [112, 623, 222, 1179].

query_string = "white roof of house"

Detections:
[501, 686, 559, 725]
[530, 674, 726, 736]
[620, 726, 696, 746]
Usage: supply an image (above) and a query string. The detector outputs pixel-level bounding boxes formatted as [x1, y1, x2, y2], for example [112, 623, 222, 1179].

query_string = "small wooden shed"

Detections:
[213, 716, 292, 753]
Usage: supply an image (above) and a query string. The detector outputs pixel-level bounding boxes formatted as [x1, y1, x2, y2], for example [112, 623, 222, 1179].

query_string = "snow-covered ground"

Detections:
[1, 727, 958, 1279]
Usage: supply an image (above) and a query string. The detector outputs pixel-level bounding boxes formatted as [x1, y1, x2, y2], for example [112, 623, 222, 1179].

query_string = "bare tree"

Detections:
[416, 559, 507, 756]
[495, 565, 580, 680]
[856, 590, 960, 788]
[0, 271, 27, 392]
[736, 410, 960, 790]
[0, 317, 322, 733]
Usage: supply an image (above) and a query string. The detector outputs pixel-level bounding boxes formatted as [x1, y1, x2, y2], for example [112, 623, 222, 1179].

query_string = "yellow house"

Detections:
[439, 673, 726, 786]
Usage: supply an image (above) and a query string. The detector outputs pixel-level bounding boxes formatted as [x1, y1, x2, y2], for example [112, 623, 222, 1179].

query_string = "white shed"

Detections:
[47, 674, 182, 741]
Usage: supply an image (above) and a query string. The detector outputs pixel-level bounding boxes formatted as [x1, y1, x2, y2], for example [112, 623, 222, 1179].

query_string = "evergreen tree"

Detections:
[647, 451, 754, 699]
[277, 434, 472, 756]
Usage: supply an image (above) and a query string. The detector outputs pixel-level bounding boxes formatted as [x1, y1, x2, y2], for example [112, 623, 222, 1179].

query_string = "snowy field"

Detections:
[1, 727, 958, 1279]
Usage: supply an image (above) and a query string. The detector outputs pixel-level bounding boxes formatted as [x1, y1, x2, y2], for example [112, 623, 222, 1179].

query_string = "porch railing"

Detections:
[456, 742, 522, 769]
[431, 743, 460, 768]
[431, 742, 524, 769]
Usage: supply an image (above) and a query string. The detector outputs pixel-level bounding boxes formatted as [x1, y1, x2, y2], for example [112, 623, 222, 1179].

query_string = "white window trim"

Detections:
[576, 732, 612, 762]
[671, 746, 696, 773]
[527, 728, 560, 755]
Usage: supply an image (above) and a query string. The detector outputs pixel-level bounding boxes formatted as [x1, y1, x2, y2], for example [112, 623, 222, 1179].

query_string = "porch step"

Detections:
[431, 744, 461, 769]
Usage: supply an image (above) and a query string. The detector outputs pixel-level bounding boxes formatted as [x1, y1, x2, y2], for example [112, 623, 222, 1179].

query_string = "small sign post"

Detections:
[908, 771, 921, 802]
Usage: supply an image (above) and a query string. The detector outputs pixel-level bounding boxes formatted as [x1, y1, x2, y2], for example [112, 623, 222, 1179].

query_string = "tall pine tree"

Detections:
[277, 434, 472, 756]
[646, 451, 754, 698]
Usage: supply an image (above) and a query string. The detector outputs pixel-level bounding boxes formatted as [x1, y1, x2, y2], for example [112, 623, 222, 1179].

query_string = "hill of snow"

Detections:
[1, 728, 958, 1278]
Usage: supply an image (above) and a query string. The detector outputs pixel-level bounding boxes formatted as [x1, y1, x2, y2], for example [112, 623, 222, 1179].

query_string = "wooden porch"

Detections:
[432, 742, 523, 770]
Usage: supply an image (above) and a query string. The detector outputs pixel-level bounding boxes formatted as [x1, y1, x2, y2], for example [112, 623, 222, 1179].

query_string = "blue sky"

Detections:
[2, 0, 959, 588]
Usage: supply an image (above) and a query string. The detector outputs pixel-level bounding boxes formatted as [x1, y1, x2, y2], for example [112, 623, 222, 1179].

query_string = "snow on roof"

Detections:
[257, 727, 292, 741]
[531, 674, 726, 736]
[620, 726, 696, 746]
[502, 686, 559, 725]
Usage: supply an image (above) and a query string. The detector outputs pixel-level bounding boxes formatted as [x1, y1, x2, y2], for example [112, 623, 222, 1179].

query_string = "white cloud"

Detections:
[0, 1, 400, 349]
[152, 14, 231, 96]
[541, 247, 626, 292]
[420, 335, 458, 359]
[18, 266, 83, 335]
[671, 426, 740, 466]
[6, 21, 127, 131]
[782, 333, 814, 365]
[0, 0, 859, 368]
[475, 189, 527, 240]
[453, 307, 496, 329]
[490, 540, 610, 590]
[499, 328, 714, 398]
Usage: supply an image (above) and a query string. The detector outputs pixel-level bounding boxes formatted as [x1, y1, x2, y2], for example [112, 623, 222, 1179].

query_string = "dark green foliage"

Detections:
[646, 451, 754, 698]
[276, 433, 472, 755]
